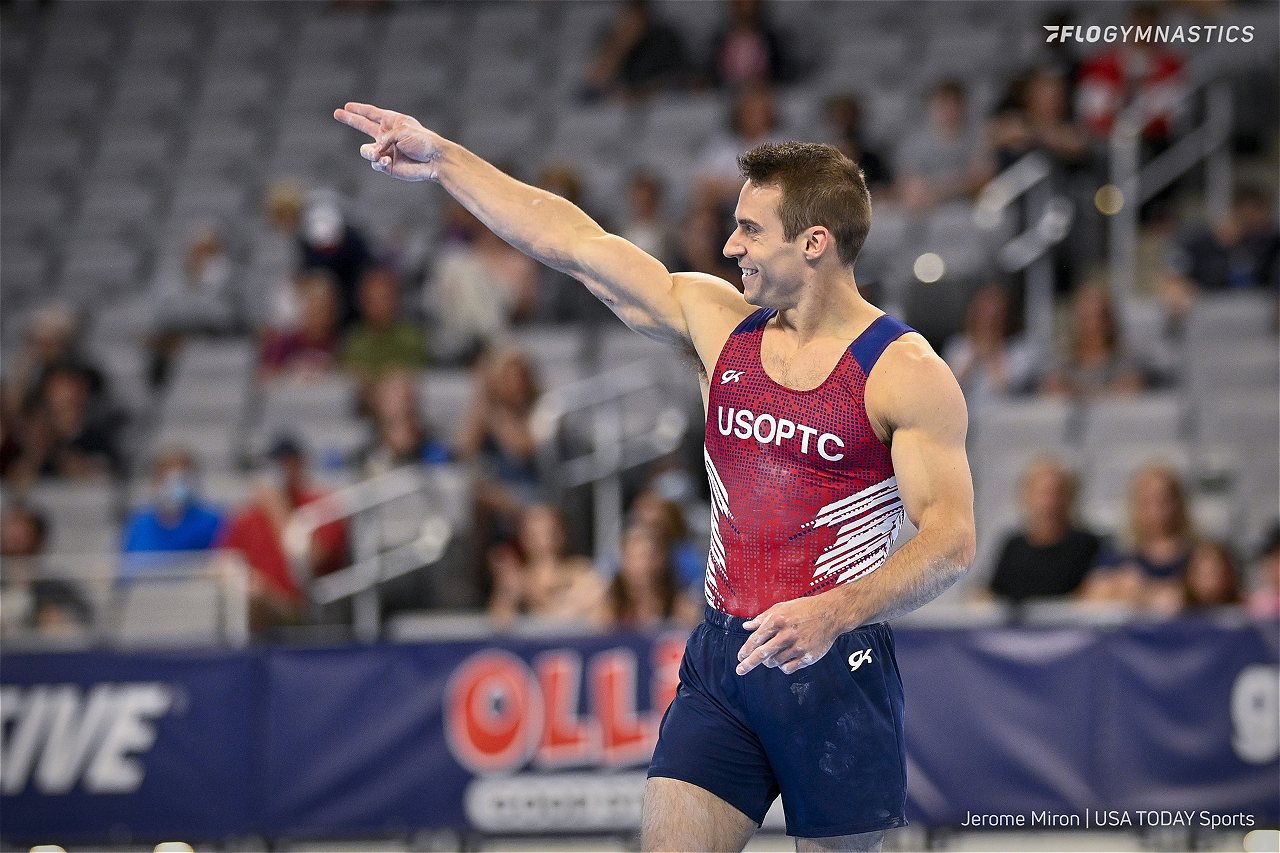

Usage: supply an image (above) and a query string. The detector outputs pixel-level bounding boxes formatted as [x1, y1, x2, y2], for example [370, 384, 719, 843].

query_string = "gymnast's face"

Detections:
[722, 181, 807, 307]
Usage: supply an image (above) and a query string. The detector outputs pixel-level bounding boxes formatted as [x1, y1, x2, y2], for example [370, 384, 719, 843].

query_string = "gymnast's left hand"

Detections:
[736, 596, 843, 676]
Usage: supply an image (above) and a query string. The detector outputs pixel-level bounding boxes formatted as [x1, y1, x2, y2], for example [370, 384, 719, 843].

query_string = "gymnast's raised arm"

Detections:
[334, 102, 749, 355]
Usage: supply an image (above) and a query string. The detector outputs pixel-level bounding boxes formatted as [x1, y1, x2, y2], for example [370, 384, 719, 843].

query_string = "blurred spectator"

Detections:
[893, 79, 995, 215]
[696, 85, 785, 210]
[121, 449, 224, 559]
[9, 363, 122, 482]
[487, 503, 605, 628]
[584, 0, 688, 100]
[341, 267, 429, 383]
[944, 283, 1037, 403]
[1036, 284, 1150, 397]
[989, 67, 1090, 173]
[148, 224, 239, 387]
[1075, 3, 1186, 144]
[1158, 184, 1280, 324]
[1080, 464, 1194, 608]
[1037, 9, 1082, 96]
[674, 200, 742, 282]
[217, 435, 350, 628]
[299, 191, 374, 327]
[600, 523, 701, 629]
[1247, 523, 1280, 619]
[823, 93, 892, 193]
[0, 503, 91, 639]
[359, 371, 450, 476]
[260, 272, 343, 378]
[257, 180, 307, 332]
[3, 304, 107, 419]
[628, 488, 706, 590]
[986, 458, 1104, 604]
[425, 204, 539, 363]
[709, 0, 788, 89]
[1173, 540, 1243, 613]
[619, 171, 677, 267]
[456, 348, 544, 534]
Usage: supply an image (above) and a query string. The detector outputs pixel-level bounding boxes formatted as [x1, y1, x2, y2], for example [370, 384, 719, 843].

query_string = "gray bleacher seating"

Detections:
[24, 480, 119, 553]
[1080, 392, 1185, 447]
[970, 396, 1074, 456]
[114, 575, 227, 647]
[154, 422, 239, 472]
[420, 369, 475, 440]
[1188, 340, 1280, 398]
[75, 179, 158, 239]
[639, 94, 723, 159]
[1185, 291, 1278, 345]
[260, 376, 359, 427]
[58, 239, 141, 301]
[172, 340, 257, 381]
[159, 377, 251, 428]
[506, 326, 587, 388]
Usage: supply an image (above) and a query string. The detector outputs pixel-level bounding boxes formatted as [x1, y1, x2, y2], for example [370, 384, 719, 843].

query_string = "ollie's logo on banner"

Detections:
[444, 637, 686, 774]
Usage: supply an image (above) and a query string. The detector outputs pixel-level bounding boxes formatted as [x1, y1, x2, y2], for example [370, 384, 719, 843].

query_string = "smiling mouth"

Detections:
[740, 267, 759, 278]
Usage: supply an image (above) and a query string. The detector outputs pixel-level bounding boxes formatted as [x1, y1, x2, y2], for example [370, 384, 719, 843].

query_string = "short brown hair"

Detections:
[737, 142, 871, 267]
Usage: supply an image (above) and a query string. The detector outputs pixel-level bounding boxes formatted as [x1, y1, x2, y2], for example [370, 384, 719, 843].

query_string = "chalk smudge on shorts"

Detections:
[790, 681, 811, 705]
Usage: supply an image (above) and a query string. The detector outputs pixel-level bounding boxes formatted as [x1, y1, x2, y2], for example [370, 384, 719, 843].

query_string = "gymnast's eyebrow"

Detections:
[734, 217, 763, 230]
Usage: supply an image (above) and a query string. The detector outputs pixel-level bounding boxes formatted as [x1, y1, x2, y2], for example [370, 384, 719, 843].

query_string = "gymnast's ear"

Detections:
[800, 225, 833, 261]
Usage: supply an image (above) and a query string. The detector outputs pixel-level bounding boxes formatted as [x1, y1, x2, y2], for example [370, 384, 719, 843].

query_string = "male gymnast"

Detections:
[335, 101, 976, 853]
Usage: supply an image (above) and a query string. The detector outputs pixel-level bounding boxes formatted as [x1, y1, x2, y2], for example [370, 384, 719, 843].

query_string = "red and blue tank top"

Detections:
[703, 308, 913, 617]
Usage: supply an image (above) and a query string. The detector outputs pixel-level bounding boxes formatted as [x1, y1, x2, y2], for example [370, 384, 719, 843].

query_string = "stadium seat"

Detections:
[114, 574, 230, 647]
[1188, 340, 1280, 398]
[58, 239, 141, 300]
[420, 369, 475, 439]
[154, 422, 240, 471]
[260, 376, 359, 428]
[506, 326, 588, 388]
[970, 398, 1075, 454]
[1080, 392, 1186, 446]
[1185, 291, 1279, 344]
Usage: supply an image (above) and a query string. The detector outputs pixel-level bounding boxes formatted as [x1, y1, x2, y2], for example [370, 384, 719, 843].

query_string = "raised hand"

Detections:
[333, 102, 447, 182]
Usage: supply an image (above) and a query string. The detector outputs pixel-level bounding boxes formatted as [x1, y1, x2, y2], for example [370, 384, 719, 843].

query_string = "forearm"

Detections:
[434, 141, 603, 274]
[827, 525, 975, 629]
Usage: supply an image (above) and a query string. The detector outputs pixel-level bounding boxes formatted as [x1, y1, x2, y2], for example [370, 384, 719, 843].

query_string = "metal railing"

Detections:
[532, 356, 693, 558]
[974, 151, 1076, 350]
[284, 466, 456, 641]
[1108, 66, 1234, 299]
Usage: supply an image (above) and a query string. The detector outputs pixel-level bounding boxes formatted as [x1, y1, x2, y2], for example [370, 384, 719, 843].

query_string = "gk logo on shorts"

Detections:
[848, 649, 873, 672]
[720, 369, 745, 384]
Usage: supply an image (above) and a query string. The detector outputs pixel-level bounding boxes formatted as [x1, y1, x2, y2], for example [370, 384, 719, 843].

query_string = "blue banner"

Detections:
[1, 620, 1276, 844]
[0, 649, 262, 842]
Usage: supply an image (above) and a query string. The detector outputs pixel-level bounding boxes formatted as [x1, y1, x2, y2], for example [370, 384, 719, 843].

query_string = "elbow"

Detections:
[953, 526, 978, 574]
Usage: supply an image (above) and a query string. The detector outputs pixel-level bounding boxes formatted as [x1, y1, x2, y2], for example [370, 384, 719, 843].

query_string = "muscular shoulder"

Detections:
[670, 272, 754, 372]
[865, 333, 968, 442]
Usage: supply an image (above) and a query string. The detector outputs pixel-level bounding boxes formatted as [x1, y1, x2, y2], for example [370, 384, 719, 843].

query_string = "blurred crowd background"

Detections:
[0, 0, 1277, 647]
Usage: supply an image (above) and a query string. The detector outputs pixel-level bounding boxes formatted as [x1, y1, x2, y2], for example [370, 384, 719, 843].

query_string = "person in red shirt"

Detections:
[1075, 3, 1187, 144]
[217, 434, 349, 629]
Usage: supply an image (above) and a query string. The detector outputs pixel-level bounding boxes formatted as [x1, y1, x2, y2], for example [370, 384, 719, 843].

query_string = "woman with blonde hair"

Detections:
[1081, 463, 1195, 608]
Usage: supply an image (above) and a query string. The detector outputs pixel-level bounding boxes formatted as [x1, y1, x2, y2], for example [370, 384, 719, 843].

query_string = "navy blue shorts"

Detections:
[647, 606, 908, 838]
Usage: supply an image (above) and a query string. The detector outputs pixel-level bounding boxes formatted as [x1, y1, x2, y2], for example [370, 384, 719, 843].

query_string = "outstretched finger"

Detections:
[334, 108, 381, 138]
[343, 102, 398, 124]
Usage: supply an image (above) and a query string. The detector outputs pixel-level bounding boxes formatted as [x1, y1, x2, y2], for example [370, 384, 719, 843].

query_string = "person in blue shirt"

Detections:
[121, 449, 224, 562]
